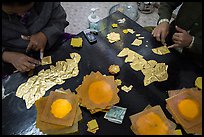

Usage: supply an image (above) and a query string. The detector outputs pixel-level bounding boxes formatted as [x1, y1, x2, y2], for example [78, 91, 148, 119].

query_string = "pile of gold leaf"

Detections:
[16, 53, 81, 109]
[87, 119, 99, 134]
[107, 32, 120, 43]
[35, 88, 82, 135]
[117, 48, 168, 86]
[166, 88, 202, 135]
[129, 105, 177, 135]
[152, 45, 170, 55]
[76, 71, 120, 114]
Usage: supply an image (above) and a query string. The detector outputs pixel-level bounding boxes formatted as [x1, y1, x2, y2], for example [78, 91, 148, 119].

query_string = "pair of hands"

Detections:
[3, 32, 47, 72]
[152, 22, 193, 48]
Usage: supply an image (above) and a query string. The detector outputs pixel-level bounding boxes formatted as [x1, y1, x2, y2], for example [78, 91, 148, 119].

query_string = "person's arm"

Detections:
[41, 2, 69, 49]
[158, 2, 183, 24]
[152, 2, 183, 43]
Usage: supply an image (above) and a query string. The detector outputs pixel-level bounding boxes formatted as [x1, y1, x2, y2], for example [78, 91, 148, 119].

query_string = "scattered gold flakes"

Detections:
[131, 38, 142, 46]
[118, 18, 126, 24]
[121, 85, 133, 93]
[108, 64, 120, 75]
[123, 29, 129, 34]
[115, 79, 122, 86]
[195, 77, 202, 90]
[152, 45, 170, 55]
[117, 48, 168, 86]
[41, 56, 52, 65]
[123, 29, 135, 34]
[112, 23, 118, 28]
[127, 29, 135, 34]
[107, 32, 120, 43]
[16, 53, 81, 109]
[71, 37, 83, 47]
[87, 119, 99, 134]
[138, 37, 144, 39]
[136, 34, 141, 37]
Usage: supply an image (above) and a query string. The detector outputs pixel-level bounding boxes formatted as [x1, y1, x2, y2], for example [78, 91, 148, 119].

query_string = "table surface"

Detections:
[2, 11, 202, 135]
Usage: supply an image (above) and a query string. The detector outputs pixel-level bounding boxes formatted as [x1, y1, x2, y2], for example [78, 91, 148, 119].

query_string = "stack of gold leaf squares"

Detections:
[76, 71, 120, 114]
[87, 119, 99, 134]
[166, 88, 202, 135]
[35, 89, 82, 135]
[16, 53, 81, 109]
[129, 105, 177, 135]
[117, 48, 168, 86]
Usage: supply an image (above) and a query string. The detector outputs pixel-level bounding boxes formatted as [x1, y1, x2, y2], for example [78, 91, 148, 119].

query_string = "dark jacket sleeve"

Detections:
[41, 2, 69, 50]
[158, 2, 183, 24]
[188, 31, 202, 56]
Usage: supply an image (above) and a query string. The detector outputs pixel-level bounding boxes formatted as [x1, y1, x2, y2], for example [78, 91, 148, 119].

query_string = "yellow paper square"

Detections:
[87, 119, 98, 130]
[71, 38, 83, 47]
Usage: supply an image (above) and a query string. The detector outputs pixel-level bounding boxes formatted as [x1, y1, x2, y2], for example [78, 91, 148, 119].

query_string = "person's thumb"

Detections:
[21, 35, 31, 41]
[26, 42, 33, 52]
[175, 26, 185, 33]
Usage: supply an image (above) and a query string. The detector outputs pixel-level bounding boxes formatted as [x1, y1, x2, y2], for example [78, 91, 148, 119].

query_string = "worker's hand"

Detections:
[2, 51, 40, 72]
[152, 22, 170, 43]
[21, 32, 47, 53]
[168, 26, 193, 49]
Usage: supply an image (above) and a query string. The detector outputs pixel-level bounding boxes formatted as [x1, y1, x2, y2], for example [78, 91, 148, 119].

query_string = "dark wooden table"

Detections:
[2, 11, 202, 135]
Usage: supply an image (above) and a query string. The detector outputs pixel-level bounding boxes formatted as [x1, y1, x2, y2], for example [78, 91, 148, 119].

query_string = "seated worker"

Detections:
[151, 2, 202, 66]
[2, 2, 69, 76]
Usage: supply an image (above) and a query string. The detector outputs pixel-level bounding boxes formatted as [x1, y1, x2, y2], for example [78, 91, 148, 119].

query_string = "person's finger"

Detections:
[152, 28, 156, 35]
[155, 31, 161, 42]
[21, 35, 31, 41]
[19, 65, 28, 72]
[173, 32, 181, 38]
[175, 26, 186, 33]
[172, 39, 181, 45]
[27, 56, 41, 65]
[161, 31, 168, 44]
[32, 45, 39, 51]
[26, 41, 33, 52]
[23, 61, 36, 69]
[172, 34, 180, 41]
[168, 44, 179, 49]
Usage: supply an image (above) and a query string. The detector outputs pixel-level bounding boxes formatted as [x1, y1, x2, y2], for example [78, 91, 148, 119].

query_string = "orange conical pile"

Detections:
[35, 89, 82, 135]
[166, 88, 202, 135]
[129, 105, 177, 135]
[76, 71, 120, 114]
